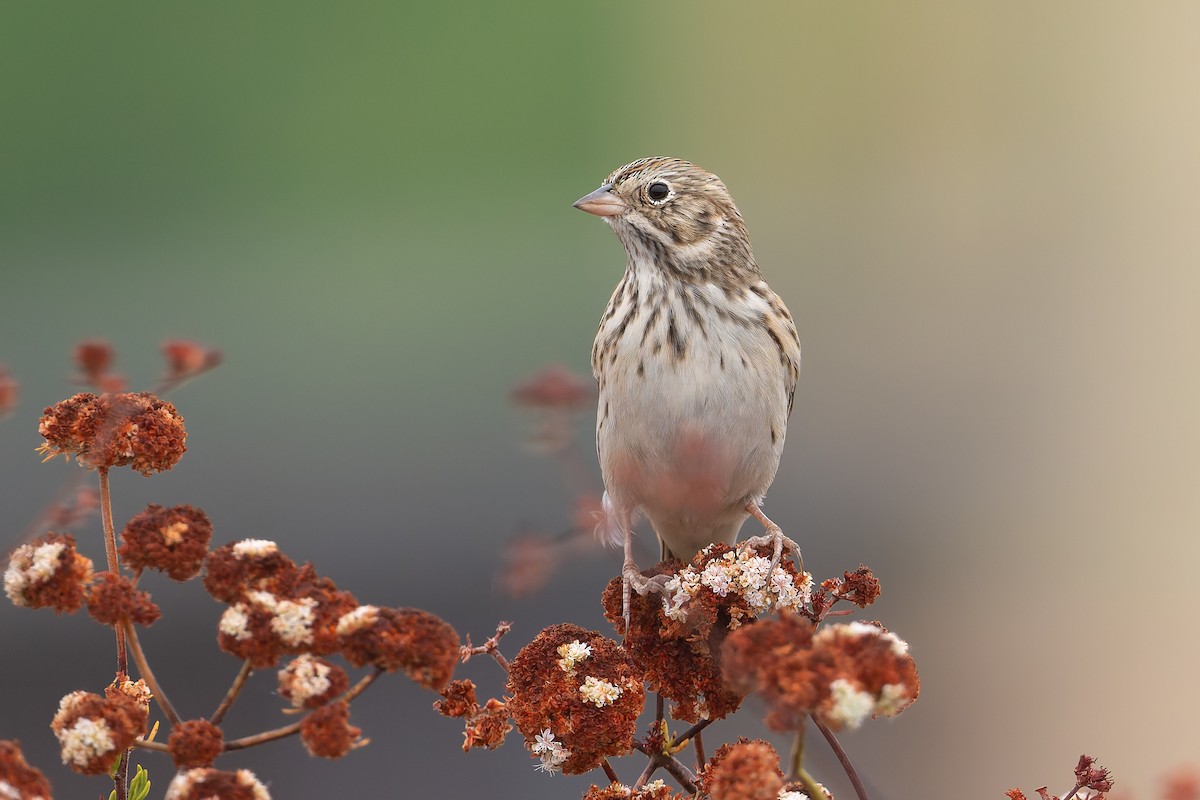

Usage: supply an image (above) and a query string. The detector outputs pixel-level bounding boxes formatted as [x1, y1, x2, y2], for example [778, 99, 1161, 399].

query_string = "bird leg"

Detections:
[621, 525, 673, 634]
[741, 503, 803, 574]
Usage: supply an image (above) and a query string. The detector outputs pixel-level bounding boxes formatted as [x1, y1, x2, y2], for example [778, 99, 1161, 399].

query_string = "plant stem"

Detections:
[123, 618, 180, 726]
[223, 668, 382, 752]
[97, 467, 130, 800]
[601, 759, 619, 785]
[97, 468, 128, 677]
[812, 715, 870, 800]
[210, 661, 253, 725]
[130, 739, 170, 753]
[633, 742, 697, 794]
[797, 767, 828, 800]
[789, 724, 806, 780]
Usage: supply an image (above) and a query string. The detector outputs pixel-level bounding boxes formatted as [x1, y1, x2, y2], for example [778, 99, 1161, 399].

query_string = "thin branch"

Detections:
[633, 757, 657, 790]
[601, 759, 620, 785]
[789, 725, 805, 780]
[123, 619, 181, 726]
[97, 468, 128, 678]
[634, 742, 698, 794]
[130, 738, 170, 753]
[693, 730, 706, 774]
[98, 467, 130, 800]
[812, 715, 869, 800]
[210, 661, 253, 725]
[460, 622, 513, 672]
[675, 717, 713, 747]
[223, 668, 382, 752]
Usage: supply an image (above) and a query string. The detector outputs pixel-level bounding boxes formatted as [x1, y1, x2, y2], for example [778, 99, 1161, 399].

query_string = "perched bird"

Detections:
[574, 157, 801, 617]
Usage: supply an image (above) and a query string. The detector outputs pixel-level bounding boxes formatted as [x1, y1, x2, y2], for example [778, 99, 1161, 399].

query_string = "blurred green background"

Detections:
[3, 2, 1199, 798]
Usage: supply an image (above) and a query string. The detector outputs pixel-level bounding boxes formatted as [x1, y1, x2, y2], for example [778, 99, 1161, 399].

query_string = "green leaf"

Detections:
[128, 765, 152, 800]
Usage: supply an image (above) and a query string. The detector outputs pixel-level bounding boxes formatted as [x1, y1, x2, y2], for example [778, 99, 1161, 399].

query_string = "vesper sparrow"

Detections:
[574, 157, 802, 619]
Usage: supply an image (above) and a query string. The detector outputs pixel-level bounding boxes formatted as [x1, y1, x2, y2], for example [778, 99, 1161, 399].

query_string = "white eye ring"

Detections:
[646, 181, 672, 204]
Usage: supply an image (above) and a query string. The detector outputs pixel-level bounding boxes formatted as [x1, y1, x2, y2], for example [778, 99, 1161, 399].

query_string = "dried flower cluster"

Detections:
[601, 543, 810, 723]
[0, 365, 18, 419]
[278, 654, 350, 709]
[434, 680, 513, 752]
[165, 768, 271, 800]
[661, 543, 812, 626]
[119, 504, 213, 581]
[49, 688, 147, 775]
[160, 339, 223, 384]
[38, 392, 186, 475]
[85, 571, 161, 627]
[1007, 754, 1115, 800]
[4, 533, 93, 612]
[507, 623, 645, 774]
[582, 779, 676, 800]
[213, 547, 358, 669]
[723, 613, 918, 732]
[167, 719, 225, 769]
[300, 701, 364, 759]
[0, 739, 53, 800]
[73, 340, 122, 392]
[337, 604, 459, 689]
[701, 739, 786, 800]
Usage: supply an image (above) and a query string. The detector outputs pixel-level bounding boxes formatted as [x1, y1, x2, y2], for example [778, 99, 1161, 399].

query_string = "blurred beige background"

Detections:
[2, 2, 1198, 798]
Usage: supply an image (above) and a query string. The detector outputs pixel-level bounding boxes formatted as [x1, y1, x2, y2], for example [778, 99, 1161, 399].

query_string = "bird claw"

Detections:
[742, 504, 803, 574]
[621, 562, 673, 634]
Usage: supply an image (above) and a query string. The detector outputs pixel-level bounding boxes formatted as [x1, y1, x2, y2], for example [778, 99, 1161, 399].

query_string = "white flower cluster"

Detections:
[556, 639, 592, 673]
[279, 654, 333, 707]
[166, 768, 271, 800]
[51, 692, 116, 768]
[218, 591, 317, 646]
[57, 717, 115, 768]
[578, 676, 622, 708]
[815, 624, 913, 728]
[4, 540, 66, 605]
[530, 728, 570, 774]
[662, 545, 811, 623]
[840, 620, 909, 656]
[232, 539, 279, 558]
[336, 604, 380, 635]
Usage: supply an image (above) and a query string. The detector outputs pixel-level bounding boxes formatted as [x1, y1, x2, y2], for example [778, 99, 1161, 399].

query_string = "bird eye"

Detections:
[646, 182, 670, 202]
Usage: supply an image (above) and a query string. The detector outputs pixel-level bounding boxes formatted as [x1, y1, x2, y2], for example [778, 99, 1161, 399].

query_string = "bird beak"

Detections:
[573, 184, 626, 217]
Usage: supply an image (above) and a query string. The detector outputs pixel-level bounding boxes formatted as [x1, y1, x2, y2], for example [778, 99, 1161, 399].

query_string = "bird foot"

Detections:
[621, 561, 673, 634]
[742, 503, 803, 574]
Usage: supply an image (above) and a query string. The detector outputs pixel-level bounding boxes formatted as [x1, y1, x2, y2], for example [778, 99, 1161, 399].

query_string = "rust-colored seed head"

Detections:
[73, 340, 114, 385]
[583, 780, 677, 800]
[38, 392, 187, 475]
[216, 565, 357, 669]
[120, 504, 213, 581]
[300, 702, 363, 759]
[459, 698, 511, 752]
[85, 571, 161, 627]
[506, 623, 645, 775]
[202, 539, 296, 603]
[167, 719, 225, 769]
[51, 690, 147, 775]
[337, 606, 459, 690]
[601, 561, 745, 723]
[0, 366, 18, 419]
[434, 679, 480, 719]
[165, 768, 271, 800]
[161, 339, 223, 382]
[701, 739, 785, 800]
[0, 739, 55, 799]
[5, 533, 94, 613]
